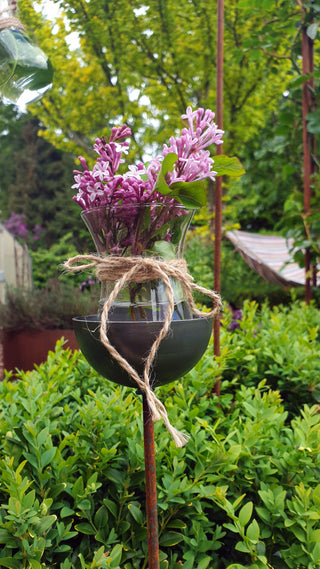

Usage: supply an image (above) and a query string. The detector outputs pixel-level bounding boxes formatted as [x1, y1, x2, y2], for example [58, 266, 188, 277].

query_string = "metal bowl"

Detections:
[73, 315, 213, 388]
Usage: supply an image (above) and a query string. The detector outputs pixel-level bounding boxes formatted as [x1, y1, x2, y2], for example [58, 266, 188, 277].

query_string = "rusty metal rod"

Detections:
[213, 0, 224, 396]
[302, 23, 312, 303]
[143, 393, 160, 569]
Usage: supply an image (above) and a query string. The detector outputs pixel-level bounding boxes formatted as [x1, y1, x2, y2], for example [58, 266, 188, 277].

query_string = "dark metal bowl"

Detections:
[73, 315, 213, 388]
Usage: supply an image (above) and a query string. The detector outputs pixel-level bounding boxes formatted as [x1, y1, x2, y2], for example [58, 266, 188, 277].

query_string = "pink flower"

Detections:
[72, 107, 223, 215]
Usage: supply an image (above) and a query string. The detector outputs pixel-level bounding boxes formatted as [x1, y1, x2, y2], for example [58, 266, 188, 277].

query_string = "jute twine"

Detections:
[64, 254, 222, 447]
[0, 2, 25, 32]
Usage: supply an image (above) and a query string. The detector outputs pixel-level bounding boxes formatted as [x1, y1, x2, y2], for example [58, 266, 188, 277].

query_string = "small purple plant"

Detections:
[4, 212, 29, 240]
[229, 309, 242, 331]
[3, 213, 43, 245]
[79, 276, 99, 292]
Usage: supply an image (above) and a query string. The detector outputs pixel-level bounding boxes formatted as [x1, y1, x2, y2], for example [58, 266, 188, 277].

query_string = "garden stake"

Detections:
[302, 12, 316, 302]
[143, 393, 160, 569]
[213, 0, 224, 396]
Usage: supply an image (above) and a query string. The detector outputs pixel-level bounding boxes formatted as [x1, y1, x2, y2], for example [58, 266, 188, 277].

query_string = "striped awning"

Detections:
[226, 230, 318, 287]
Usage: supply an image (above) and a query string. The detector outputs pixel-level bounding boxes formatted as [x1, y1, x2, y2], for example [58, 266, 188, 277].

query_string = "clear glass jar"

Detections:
[81, 203, 195, 322]
[0, 0, 53, 105]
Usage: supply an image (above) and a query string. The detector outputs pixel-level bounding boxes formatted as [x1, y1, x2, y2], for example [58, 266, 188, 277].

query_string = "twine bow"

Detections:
[64, 254, 222, 447]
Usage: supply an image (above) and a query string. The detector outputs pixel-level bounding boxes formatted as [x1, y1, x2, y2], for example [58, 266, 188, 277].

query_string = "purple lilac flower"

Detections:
[33, 224, 43, 241]
[72, 107, 223, 211]
[4, 212, 29, 240]
[72, 108, 223, 255]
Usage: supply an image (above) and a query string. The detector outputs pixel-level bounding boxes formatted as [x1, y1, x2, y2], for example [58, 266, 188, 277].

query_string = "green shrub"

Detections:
[0, 305, 320, 569]
[220, 300, 320, 416]
[0, 280, 100, 331]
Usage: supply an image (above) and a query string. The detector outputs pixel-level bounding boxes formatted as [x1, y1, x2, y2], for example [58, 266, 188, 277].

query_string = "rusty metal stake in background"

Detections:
[302, 14, 316, 304]
[213, 0, 224, 397]
[143, 393, 160, 569]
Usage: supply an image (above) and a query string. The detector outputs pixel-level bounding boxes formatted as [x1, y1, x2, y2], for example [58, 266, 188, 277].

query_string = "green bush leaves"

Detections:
[0, 300, 320, 568]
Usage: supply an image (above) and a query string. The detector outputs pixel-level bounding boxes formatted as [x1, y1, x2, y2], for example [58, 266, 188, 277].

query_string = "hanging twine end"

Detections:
[170, 428, 190, 448]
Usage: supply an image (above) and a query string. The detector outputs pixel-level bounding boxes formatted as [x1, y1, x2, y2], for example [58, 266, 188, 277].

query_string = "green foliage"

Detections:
[0, 280, 100, 331]
[0, 113, 80, 249]
[30, 232, 91, 289]
[283, 181, 320, 272]
[0, 301, 320, 567]
[220, 299, 320, 415]
[19, 0, 295, 158]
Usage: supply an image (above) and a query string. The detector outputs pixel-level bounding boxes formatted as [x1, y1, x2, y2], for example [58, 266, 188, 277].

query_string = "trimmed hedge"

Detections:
[0, 301, 319, 568]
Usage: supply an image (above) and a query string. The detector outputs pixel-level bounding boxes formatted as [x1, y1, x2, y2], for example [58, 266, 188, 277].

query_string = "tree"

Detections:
[0, 105, 83, 248]
[227, 1, 320, 235]
[18, 0, 301, 161]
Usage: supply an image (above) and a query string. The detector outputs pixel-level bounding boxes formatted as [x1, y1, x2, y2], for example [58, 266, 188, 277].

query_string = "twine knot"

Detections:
[0, 1, 25, 31]
[64, 254, 222, 447]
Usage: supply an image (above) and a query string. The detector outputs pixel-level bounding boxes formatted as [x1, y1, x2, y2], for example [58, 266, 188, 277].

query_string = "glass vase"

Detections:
[81, 203, 195, 322]
[0, 0, 53, 105]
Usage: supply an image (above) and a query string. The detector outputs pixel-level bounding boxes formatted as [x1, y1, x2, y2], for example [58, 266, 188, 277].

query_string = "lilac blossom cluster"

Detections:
[72, 107, 223, 211]
[4, 212, 43, 243]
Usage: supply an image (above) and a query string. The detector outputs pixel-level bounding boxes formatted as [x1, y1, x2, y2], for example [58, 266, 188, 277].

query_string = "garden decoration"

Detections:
[64, 106, 241, 568]
[0, 0, 53, 105]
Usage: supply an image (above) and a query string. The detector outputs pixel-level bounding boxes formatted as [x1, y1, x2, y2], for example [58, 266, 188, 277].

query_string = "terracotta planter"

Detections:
[1, 329, 79, 376]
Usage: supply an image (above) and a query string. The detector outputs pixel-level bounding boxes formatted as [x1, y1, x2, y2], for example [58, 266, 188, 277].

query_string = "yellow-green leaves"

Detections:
[214, 155, 246, 177]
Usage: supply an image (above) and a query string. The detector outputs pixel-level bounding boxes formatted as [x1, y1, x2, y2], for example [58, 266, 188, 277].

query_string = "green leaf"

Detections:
[36, 426, 50, 447]
[224, 522, 239, 533]
[225, 565, 247, 569]
[40, 447, 56, 468]
[169, 180, 206, 208]
[0, 559, 21, 569]
[290, 74, 312, 89]
[238, 502, 253, 527]
[60, 506, 75, 518]
[290, 525, 306, 542]
[92, 546, 108, 564]
[0, 529, 17, 547]
[310, 529, 320, 543]
[153, 152, 178, 195]
[151, 240, 176, 260]
[74, 522, 96, 535]
[246, 519, 260, 542]
[197, 557, 212, 569]
[312, 541, 320, 562]
[103, 498, 118, 518]
[128, 503, 144, 524]
[167, 519, 187, 529]
[29, 560, 42, 569]
[213, 155, 245, 177]
[153, 152, 206, 207]
[160, 531, 184, 546]
[34, 514, 57, 534]
[77, 498, 92, 510]
[109, 543, 123, 567]
[235, 541, 250, 553]
[72, 475, 84, 498]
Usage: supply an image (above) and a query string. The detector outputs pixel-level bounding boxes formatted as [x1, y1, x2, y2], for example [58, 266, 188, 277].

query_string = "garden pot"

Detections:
[73, 315, 213, 388]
